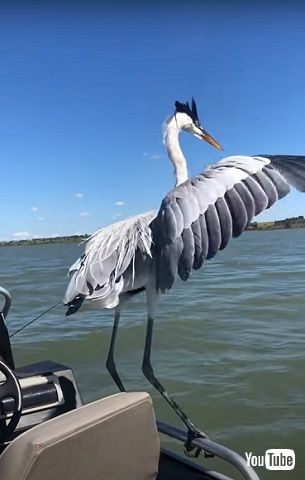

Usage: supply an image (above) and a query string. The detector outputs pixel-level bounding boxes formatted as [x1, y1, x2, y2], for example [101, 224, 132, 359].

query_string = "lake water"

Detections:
[0, 229, 304, 479]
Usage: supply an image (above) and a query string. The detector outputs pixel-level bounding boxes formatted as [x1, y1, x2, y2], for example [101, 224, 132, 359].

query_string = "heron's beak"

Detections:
[198, 127, 223, 151]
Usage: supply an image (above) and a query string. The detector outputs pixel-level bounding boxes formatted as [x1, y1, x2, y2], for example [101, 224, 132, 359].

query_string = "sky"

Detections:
[1, 1, 305, 240]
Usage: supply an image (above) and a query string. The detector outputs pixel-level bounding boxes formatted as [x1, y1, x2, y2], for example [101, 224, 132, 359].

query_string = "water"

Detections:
[1, 229, 304, 479]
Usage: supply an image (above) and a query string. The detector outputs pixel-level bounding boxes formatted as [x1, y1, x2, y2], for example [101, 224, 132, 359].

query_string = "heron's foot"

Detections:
[184, 425, 214, 458]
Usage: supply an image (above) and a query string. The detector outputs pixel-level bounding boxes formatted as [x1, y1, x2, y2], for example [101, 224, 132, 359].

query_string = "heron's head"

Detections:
[174, 98, 223, 151]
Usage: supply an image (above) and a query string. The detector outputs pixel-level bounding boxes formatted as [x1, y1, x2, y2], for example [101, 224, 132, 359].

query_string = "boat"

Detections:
[0, 286, 260, 480]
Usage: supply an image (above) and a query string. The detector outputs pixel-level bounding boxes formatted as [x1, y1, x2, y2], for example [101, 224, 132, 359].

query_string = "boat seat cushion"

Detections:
[0, 391, 159, 480]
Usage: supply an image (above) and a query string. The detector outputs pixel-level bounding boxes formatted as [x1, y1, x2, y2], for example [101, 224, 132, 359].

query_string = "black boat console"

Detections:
[0, 287, 82, 449]
[1, 360, 82, 433]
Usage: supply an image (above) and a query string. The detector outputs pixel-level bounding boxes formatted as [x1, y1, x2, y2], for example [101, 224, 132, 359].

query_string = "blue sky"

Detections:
[1, 1, 305, 240]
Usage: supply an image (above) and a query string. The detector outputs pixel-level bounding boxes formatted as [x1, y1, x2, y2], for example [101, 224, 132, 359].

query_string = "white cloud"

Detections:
[143, 153, 162, 160]
[112, 213, 122, 219]
[115, 201, 125, 206]
[14, 231, 32, 239]
[80, 211, 91, 217]
[75, 193, 84, 198]
[37, 216, 44, 221]
[31, 206, 39, 212]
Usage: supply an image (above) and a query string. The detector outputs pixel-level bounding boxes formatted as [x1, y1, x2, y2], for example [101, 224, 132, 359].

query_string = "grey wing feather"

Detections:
[191, 218, 204, 270]
[198, 213, 209, 258]
[205, 204, 221, 259]
[157, 237, 183, 290]
[262, 155, 305, 192]
[242, 176, 269, 215]
[170, 200, 184, 236]
[163, 203, 178, 241]
[178, 229, 195, 280]
[263, 165, 290, 199]
[253, 170, 278, 208]
[234, 182, 256, 226]
[176, 195, 198, 229]
[224, 188, 248, 237]
[215, 197, 232, 250]
[154, 154, 305, 291]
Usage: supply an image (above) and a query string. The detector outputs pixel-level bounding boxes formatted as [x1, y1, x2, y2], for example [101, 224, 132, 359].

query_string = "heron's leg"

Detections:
[106, 308, 125, 392]
[141, 289, 205, 438]
[142, 284, 206, 442]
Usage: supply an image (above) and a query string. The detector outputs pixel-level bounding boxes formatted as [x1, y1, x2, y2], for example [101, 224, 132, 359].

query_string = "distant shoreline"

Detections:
[1, 216, 304, 247]
[0, 235, 90, 247]
[247, 216, 305, 232]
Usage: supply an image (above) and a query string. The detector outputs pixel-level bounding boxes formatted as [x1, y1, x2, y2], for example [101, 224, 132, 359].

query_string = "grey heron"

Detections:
[64, 99, 305, 440]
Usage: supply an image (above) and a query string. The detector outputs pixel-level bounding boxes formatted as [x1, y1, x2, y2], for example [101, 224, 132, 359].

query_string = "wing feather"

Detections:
[224, 188, 248, 237]
[178, 229, 195, 280]
[191, 218, 204, 270]
[215, 197, 232, 250]
[170, 199, 184, 236]
[253, 170, 278, 208]
[262, 155, 305, 192]
[242, 177, 269, 215]
[155, 154, 304, 290]
[205, 204, 221, 259]
[163, 203, 178, 241]
[234, 182, 256, 226]
[263, 166, 290, 199]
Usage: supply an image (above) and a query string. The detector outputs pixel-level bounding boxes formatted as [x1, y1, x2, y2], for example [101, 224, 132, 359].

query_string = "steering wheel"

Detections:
[0, 359, 22, 443]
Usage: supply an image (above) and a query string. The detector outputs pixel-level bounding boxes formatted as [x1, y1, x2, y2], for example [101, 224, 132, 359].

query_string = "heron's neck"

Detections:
[164, 116, 188, 186]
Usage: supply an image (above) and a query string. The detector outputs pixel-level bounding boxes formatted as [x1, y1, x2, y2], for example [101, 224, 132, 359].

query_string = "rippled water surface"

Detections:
[1, 229, 304, 479]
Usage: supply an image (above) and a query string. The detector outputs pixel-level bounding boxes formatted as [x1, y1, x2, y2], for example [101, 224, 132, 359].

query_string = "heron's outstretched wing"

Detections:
[153, 155, 305, 290]
[64, 210, 156, 309]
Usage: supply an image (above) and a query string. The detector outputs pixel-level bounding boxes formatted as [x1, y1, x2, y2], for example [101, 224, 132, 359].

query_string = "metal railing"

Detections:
[157, 420, 260, 480]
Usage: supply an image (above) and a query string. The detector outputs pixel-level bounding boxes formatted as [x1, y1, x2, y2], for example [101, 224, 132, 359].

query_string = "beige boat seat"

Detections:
[0, 391, 159, 480]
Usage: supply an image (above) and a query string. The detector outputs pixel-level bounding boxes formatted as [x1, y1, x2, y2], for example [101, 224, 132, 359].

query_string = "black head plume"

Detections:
[175, 97, 200, 125]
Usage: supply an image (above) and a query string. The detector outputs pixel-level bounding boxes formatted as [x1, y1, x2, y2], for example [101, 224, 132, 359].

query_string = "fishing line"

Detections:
[9, 302, 62, 338]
